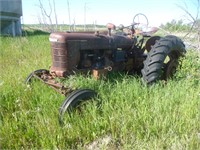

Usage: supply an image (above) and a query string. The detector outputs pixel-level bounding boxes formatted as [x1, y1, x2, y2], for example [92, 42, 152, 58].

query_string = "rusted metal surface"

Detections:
[49, 32, 133, 77]
[92, 69, 108, 80]
[32, 71, 73, 96]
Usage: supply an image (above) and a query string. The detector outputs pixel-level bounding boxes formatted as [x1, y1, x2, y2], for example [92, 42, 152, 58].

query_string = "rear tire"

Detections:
[145, 36, 161, 52]
[142, 35, 186, 84]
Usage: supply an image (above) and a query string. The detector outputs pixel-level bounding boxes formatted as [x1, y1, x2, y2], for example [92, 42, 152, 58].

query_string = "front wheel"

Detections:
[58, 89, 97, 125]
[142, 35, 186, 84]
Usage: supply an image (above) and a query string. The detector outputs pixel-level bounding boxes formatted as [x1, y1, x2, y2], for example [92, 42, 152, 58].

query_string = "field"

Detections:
[0, 30, 200, 149]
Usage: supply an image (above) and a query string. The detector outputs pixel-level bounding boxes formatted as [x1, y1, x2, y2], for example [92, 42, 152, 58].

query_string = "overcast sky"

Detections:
[22, 0, 198, 27]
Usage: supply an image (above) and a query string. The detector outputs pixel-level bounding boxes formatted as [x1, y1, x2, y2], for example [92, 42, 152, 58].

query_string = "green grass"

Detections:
[0, 33, 200, 149]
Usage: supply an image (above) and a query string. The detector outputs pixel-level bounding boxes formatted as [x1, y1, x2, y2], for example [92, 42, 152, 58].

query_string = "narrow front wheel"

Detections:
[58, 89, 97, 125]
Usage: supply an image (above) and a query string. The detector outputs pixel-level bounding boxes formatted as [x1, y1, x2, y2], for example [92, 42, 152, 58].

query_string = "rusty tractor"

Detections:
[25, 14, 186, 124]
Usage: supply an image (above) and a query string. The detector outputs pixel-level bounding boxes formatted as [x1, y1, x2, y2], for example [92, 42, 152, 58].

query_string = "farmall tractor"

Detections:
[25, 14, 186, 123]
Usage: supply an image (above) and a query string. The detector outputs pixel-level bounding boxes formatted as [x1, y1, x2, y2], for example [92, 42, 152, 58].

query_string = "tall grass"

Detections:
[0, 34, 199, 149]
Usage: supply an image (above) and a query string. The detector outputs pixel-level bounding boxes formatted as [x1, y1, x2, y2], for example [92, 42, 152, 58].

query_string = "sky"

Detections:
[22, 0, 198, 27]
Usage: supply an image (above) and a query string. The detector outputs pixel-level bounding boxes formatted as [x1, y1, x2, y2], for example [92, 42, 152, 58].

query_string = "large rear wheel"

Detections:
[142, 35, 186, 84]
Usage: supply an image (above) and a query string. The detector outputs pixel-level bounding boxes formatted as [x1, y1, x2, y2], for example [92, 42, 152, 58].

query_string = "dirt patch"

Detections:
[84, 134, 114, 150]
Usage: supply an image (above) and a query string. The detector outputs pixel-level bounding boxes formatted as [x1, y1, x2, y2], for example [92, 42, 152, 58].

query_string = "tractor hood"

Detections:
[49, 32, 134, 77]
[49, 32, 133, 50]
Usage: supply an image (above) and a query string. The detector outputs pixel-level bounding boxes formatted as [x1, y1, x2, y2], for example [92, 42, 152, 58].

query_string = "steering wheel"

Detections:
[133, 13, 149, 32]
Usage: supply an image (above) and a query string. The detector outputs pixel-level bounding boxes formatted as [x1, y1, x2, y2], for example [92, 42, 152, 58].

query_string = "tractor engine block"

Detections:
[49, 32, 134, 77]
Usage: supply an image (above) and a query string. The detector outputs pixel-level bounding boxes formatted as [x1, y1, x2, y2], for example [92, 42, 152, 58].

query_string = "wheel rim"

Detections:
[164, 59, 179, 79]
[162, 53, 179, 80]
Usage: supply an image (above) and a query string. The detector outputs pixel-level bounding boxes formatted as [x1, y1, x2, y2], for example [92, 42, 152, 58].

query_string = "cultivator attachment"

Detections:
[25, 69, 73, 96]
[25, 69, 97, 125]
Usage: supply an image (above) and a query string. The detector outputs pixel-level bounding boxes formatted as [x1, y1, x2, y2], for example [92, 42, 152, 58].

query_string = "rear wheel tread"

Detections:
[142, 35, 186, 84]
